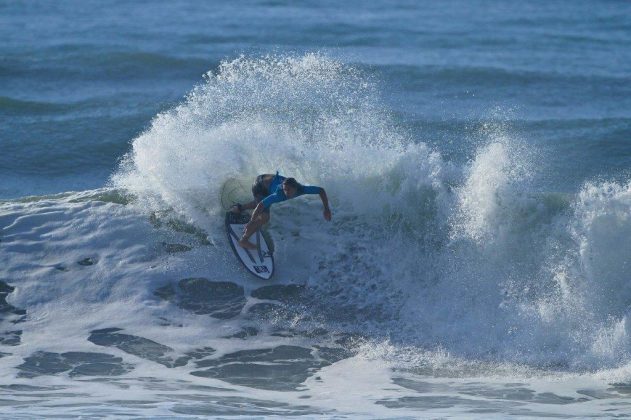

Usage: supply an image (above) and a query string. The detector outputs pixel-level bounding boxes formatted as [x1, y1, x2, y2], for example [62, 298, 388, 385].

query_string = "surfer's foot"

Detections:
[238, 238, 257, 250]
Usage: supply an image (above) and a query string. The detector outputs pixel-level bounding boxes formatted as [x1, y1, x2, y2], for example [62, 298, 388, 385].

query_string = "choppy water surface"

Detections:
[1, 0, 631, 418]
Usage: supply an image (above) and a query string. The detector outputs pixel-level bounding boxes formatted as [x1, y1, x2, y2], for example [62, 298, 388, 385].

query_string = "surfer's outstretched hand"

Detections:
[230, 204, 242, 214]
[323, 208, 332, 221]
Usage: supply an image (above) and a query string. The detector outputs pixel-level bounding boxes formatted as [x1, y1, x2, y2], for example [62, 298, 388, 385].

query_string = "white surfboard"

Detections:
[225, 211, 274, 280]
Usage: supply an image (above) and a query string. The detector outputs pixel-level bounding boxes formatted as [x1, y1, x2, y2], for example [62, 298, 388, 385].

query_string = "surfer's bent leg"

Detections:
[239, 211, 269, 250]
[238, 176, 273, 250]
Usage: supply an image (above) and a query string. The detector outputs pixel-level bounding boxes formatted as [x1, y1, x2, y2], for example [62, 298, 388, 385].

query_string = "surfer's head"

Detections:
[282, 178, 301, 198]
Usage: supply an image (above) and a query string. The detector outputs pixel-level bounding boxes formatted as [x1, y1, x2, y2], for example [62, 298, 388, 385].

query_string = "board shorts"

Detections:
[251, 175, 271, 214]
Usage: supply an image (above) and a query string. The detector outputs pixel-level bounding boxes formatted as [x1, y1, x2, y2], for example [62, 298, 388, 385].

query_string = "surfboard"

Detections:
[225, 211, 274, 280]
[220, 177, 274, 280]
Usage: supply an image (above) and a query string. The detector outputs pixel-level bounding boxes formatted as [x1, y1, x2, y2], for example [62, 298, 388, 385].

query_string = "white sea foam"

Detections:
[2, 54, 631, 416]
[109, 54, 631, 373]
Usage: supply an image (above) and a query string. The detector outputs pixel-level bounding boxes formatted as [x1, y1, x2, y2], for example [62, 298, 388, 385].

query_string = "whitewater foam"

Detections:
[108, 54, 631, 374]
[3, 54, 631, 416]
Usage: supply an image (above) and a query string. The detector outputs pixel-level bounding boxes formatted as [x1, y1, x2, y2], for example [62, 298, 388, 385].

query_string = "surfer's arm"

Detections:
[246, 193, 281, 223]
[241, 200, 258, 210]
[302, 186, 331, 221]
[260, 191, 284, 209]
[248, 201, 265, 222]
[231, 201, 256, 213]
[319, 188, 332, 221]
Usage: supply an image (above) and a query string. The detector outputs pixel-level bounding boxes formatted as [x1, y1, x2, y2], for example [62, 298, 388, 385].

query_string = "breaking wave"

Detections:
[107, 53, 631, 374]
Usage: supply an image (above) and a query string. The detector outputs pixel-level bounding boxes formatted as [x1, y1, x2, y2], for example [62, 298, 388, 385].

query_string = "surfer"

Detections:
[231, 173, 331, 250]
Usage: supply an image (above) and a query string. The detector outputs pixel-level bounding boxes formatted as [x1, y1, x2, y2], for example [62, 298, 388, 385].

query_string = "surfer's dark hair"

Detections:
[283, 177, 302, 192]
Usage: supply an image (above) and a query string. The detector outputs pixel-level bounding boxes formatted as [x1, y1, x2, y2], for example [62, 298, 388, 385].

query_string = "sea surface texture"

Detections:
[1, 1, 631, 418]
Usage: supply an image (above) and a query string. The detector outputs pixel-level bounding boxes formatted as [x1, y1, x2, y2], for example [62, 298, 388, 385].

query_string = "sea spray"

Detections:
[111, 53, 445, 239]
[110, 54, 631, 375]
[554, 181, 631, 366]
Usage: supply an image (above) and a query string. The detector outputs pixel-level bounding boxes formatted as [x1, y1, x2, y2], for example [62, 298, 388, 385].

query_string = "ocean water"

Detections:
[1, 0, 631, 417]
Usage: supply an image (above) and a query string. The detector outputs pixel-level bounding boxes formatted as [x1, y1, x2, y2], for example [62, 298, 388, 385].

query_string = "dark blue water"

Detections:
[2, 0, 630, 198]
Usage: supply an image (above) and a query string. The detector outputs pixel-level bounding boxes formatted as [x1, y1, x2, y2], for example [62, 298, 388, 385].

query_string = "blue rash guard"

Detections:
[261, 174, 322, 209]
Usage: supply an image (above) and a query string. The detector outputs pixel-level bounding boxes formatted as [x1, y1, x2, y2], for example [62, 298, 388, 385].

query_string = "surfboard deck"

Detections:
[225, 211, 274, 280]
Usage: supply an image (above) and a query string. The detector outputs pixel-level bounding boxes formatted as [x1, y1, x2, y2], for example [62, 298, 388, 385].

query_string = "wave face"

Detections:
[112, 54, 631, 372]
